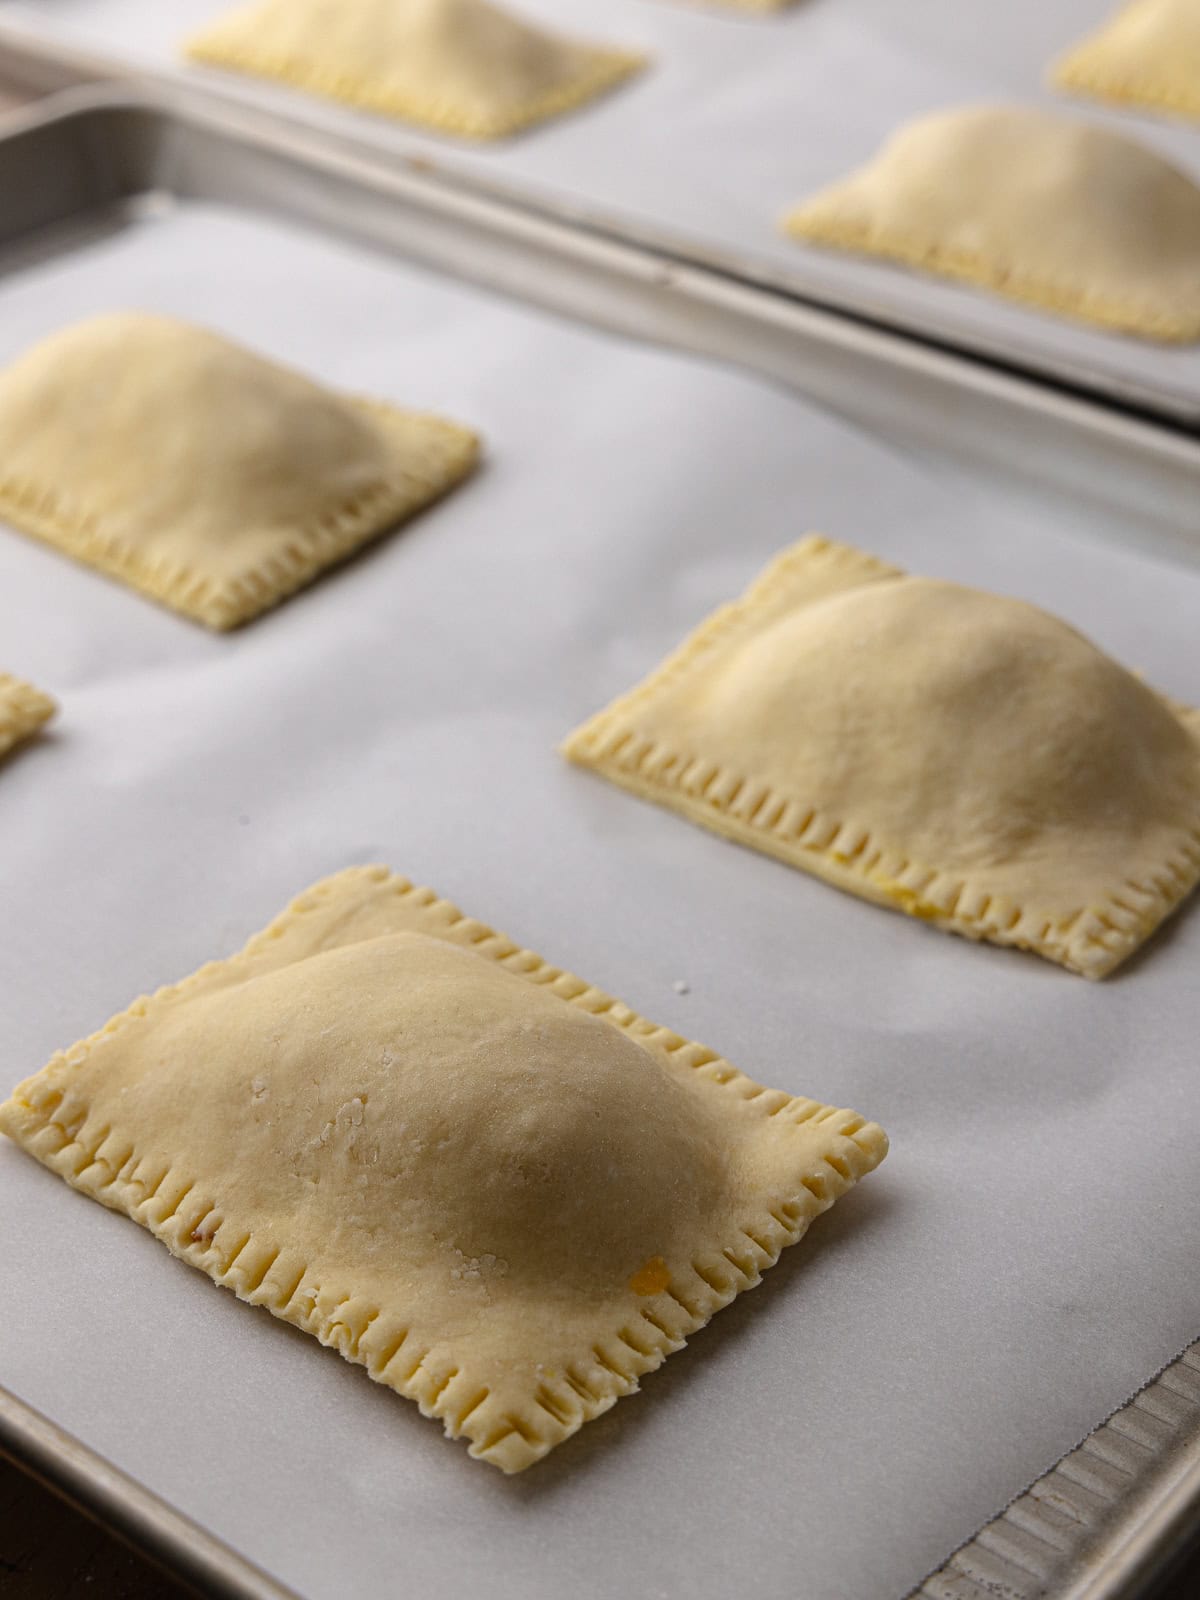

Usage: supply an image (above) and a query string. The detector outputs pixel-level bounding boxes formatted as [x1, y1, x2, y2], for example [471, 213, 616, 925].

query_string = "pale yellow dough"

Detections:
[186, 0, 646, 139]
[782, 105, 1200, 341]
[684, 0, 797, 11]
[0, 314, 479, 630]
[0, 865, 886, 1472]
[0, 674, 54, 761]
[1054, 0, 1200, 123]
[563, 537, 1200, 978]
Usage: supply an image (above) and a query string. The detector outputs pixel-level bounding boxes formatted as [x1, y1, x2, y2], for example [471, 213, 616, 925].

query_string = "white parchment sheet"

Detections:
[2, 0, 1200, 416]
[0, 200, 1198, 1600]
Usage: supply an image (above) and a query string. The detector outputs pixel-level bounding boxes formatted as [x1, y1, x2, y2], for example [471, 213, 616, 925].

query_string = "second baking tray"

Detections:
[0, 84, 1198, 1600]
[3, 0, 1200, 426]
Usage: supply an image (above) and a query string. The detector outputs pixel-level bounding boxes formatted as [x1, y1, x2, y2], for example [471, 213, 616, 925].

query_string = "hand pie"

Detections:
[0, 314, 478, 630]
[690, 0, 798, 10]
[1054, 0, 1200, 123]
[563, 537, 1200, 978]
[0, 865, 886, 1472]
[782, 105, 1200, 341]
[186, 0, 645, 140]
[0, 674, 54, 761]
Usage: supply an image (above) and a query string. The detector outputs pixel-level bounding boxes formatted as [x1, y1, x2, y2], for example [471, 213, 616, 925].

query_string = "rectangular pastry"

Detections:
[564, 536, 1200, 977]
[0, 865, 887, 1471]
[0, 674, 54, 762]
[783, 105, 1200, 341]
[186, 0, 645, 139]
[0, 314, 478, 629]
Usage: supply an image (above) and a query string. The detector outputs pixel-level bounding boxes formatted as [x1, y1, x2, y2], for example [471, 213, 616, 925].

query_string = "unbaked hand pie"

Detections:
[0, 674, 54, 762]
[782, 105, 1200, 341]
[0, 314, 478, 629]
[0, 865, 887, 1471]
[186, 0, 646, 139]
[1054, 0, 1200, 123]
[694, 0, 797, 11]
[563, 537, 1200, 978]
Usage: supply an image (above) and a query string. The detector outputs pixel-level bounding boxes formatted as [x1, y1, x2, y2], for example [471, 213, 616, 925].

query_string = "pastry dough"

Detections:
[0, 865, 887, 1472]
[563, 537, 1200, 978]
[782, 105, 1200, 341]
[186, 0, 645, 140]
[0, 674, 54, 761]
[689, 0, 797, 11]
[0, 314, 478, 630]
[1054, 0, 1200, 123]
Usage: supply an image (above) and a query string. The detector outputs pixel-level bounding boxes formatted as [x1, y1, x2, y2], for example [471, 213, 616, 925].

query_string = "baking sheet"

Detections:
[0, 192, 1198, 1600]
[2, 0, 1200, 423]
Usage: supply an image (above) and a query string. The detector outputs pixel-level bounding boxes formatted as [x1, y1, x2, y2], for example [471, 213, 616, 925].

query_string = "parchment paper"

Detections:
[2, 0, 1200, 418]
[0, 198, 1198, 1600]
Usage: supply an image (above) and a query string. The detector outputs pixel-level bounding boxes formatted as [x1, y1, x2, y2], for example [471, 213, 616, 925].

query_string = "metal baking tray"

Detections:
[0, 84, 1197, 1600]
[1, 0, 1200, 427]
